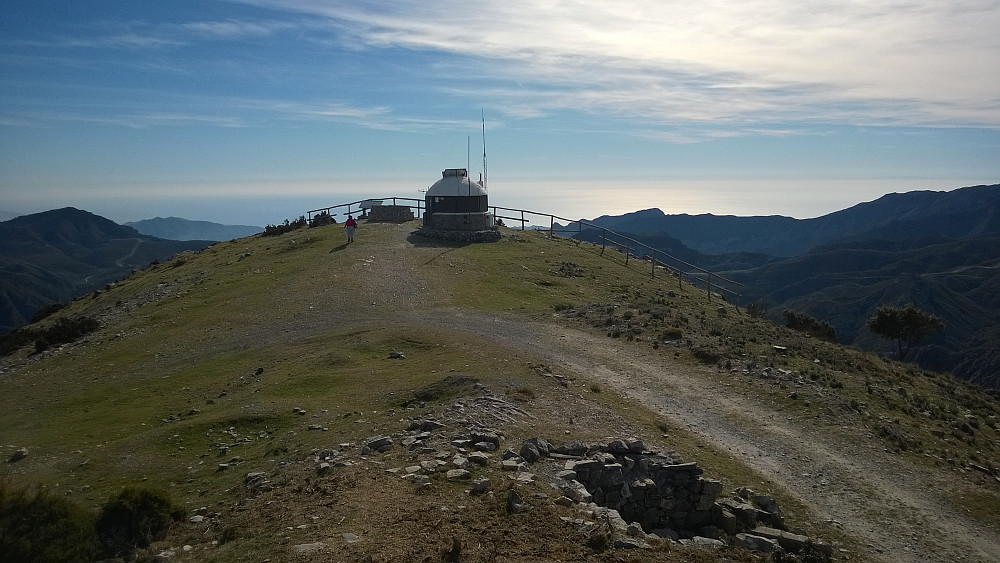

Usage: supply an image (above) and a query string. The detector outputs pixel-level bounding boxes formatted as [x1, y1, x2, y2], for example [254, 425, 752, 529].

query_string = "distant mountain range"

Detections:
[576, 184, 1000, 388]
[0, 208, 215, 332]
[586, 184, 1000, 257]
[125, 217, 262, 241]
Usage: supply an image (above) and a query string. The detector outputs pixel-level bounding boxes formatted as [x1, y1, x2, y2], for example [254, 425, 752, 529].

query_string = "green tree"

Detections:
[866, 304, 945, 361]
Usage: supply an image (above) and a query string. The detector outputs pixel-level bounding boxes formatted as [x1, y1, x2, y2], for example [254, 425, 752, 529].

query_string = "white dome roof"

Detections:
[426, 168, 487, 197]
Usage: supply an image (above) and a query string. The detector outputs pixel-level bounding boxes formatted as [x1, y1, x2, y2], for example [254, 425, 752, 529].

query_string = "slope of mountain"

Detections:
[580, 184, 1000, 388]
[587, 184, 1000, 256]
[734, 236, 1000, 387]
[0, 208, 214, 332]
[2, 221, 998, 561]
[125, 216, 262, 241]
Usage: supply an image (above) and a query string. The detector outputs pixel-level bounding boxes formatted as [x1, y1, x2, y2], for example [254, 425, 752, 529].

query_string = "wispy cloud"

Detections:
[240, 0, 1000, 130]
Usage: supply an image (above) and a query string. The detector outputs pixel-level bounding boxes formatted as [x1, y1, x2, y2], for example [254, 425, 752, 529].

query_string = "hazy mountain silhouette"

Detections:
[0, 208, 214, 332]
[587, 184, 1000, 256]
[579, 184, 1000, 387]
[125, 217, 262, 241]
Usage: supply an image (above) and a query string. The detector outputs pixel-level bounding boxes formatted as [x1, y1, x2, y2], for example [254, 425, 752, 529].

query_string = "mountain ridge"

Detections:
[574, 184, 1000, 387]
[586, 184, 1000, 256]
[0, 207, 214, 332]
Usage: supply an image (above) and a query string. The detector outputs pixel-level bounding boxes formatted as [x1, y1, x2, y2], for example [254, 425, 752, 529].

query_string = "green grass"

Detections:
[3, 221, 999, 560]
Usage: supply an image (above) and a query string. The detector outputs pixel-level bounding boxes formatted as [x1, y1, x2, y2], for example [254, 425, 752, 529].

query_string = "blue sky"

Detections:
[2, 0, 998, 226]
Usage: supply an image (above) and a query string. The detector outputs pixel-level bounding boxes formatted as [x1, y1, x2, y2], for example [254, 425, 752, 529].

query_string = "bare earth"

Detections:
[350, 223, 1000, 563]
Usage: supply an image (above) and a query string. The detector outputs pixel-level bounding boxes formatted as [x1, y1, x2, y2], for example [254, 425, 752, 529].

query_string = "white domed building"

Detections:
[421, 168, 500, 241]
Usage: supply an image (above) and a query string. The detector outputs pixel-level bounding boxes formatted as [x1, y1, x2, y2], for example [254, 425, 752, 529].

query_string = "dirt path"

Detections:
[416, 310, 997, 562]
[341, 223, 999, 563]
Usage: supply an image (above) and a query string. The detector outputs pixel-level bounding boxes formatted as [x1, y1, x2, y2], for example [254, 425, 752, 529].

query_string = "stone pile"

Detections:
[514, 436, 832, 560]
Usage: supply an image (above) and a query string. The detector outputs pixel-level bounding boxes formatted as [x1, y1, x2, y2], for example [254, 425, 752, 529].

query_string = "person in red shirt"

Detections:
[344, 215, 358, 243]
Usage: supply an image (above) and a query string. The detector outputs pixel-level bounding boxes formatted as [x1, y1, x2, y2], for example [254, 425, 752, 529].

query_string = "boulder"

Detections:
[507, 489, 526, 514]
[364, 435, 393, 452]
[733, 533, 781, 553]
[467, 452, 490, 465]
[470, 476, 490, 495]
[519, 441, 540, 463]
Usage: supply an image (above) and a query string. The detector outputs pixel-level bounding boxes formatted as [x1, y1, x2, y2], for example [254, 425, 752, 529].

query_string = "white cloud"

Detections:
[243, 0, 1000, 129]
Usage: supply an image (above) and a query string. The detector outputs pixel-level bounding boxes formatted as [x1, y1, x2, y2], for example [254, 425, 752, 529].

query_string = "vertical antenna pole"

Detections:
[467, 136, 471, 196]
[482, 109, 488, 190]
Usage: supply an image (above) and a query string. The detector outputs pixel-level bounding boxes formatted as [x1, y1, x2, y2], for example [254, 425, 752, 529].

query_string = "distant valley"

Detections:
[125, 216, 262, 241]
[0, 209, 244, 332]
[575, 184, 1000, 388]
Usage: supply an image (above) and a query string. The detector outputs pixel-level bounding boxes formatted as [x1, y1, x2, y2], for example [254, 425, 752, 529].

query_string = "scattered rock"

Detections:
[8, 447, 28, 463]
[506, 489, 526, 514]
[470, 476, 490, 495]
[467, 452, 490, 465]
[364, 435, 393, 452]
[446, 469, 471, 480]
[388, 351, 405, 359]
[293, 542, 328, 555]
[341, 533, 361, 544]
[733, 533, 781, 553]
[615, 537, 653, 550]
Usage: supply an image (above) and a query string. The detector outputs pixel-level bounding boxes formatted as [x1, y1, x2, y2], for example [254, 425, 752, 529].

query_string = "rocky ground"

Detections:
[341, 223, 1000, 562]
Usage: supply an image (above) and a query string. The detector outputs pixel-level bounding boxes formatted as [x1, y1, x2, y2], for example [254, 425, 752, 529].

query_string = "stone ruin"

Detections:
[360, 409, 834, 559]
[550, 438, 721, 533]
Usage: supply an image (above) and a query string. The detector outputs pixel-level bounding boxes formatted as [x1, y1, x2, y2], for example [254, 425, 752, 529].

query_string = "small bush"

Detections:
[309, 211, 335, 227]
[1, 316, 100, 357]
[0, 483, 98, 562]
[262, 216, 308, 237]
[96, 487, 184, 559]
[783, 309, 839, 343]
[660, 327, 683, 341]
[692, 346, 722, 365]
[29, 303, 66, 324]
[745, 301, 769, 319]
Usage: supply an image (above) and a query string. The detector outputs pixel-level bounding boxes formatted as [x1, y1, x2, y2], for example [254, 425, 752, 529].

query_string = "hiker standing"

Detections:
[344, 215, 358, 243]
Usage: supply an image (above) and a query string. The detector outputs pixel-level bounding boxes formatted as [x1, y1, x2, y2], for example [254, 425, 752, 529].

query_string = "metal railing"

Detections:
[307, 197, 424, 221]
[305, 198, 741, 307]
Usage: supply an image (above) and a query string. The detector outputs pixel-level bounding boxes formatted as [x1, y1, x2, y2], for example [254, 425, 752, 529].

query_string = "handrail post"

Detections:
[601, 229, 606, 255]
[520, 210, 525, 231]
[549, 215, 554, 238]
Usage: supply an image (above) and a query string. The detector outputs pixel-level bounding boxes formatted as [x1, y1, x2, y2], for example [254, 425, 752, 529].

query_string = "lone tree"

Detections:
[866, 304, 944, 361]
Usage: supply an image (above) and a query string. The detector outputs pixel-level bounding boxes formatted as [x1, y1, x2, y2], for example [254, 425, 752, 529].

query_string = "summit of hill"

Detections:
[2, 219, 998, 562]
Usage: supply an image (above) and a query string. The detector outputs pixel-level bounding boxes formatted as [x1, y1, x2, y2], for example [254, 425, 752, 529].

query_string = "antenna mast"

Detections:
[481, 109, 488, 190]
[467, 136, 471, 196]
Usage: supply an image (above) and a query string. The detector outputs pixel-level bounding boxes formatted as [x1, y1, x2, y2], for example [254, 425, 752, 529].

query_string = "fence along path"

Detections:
[307, 198, 742, 309]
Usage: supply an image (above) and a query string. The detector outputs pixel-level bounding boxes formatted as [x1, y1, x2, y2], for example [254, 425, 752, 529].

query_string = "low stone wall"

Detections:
[553, 439, 722, 533]
[367, 205, 414, 223]
[566, 452, 722, 532]
[418, 227, 502, 243]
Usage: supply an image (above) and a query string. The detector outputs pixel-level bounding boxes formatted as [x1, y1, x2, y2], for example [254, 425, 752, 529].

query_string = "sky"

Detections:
[2, 1, 999, 226]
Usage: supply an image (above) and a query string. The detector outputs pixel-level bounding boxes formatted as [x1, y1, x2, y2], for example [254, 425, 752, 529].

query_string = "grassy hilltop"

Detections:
[2, 220, 998, 562]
